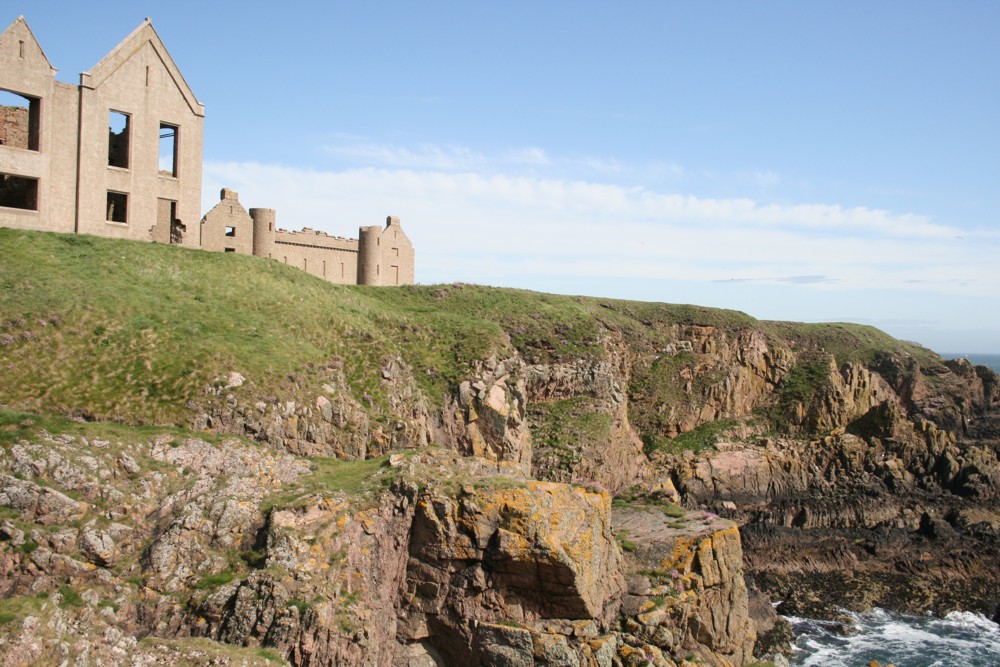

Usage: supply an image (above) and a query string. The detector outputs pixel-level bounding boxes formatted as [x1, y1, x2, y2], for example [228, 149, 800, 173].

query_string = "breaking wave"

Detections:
[787, 608, 1000, 666]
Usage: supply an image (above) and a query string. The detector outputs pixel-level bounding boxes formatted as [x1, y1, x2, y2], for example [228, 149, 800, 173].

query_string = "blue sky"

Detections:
[14, 2, 1000, 353]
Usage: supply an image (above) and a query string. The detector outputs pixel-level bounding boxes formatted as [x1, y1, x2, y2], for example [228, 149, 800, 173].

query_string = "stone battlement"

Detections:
[201, 189, 413, 285]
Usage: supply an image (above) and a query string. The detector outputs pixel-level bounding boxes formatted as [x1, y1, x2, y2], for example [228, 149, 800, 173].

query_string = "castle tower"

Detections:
[250, 207, 275, 258]
[381, 215, 414, 285]
[357, 224, 382, 285]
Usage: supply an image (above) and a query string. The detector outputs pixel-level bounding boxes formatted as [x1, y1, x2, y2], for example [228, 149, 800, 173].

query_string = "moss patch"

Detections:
[527, 397, 612, 476]
[643, 419, 738, 456]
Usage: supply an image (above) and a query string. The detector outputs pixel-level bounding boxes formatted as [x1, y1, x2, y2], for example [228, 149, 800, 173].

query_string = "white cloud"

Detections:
[326, 143, 484, 171]
[202, 158, 998, 299]
[323, 137, 685, 183]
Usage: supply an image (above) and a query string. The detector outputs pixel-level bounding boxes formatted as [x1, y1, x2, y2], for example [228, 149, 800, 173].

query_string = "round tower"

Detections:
[357, 225, 382, 285]
[249, 208, 276, 258]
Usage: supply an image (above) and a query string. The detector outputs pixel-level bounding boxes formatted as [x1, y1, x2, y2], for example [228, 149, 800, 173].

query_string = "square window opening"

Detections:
[106, 191, 128, 223]
[108, 111, 130, 168]
[0, 89, 40, 151]
[0, 173, 38, 210]
[224, 248, 236, 253]
[159, 123, 177, 176]
[225, 226, 236, 238]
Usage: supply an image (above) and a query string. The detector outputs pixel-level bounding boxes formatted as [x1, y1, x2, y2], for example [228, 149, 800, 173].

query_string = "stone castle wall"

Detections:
[200, 188, 414, 286]
[273, 230, 360, 285]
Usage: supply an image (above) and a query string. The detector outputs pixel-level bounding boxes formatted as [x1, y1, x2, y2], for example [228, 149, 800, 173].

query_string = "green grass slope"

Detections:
[0, 228, 939, 428]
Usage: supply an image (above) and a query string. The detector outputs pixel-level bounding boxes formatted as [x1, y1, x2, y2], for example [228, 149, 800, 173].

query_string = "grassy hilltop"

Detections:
[0, 227, 937, 430]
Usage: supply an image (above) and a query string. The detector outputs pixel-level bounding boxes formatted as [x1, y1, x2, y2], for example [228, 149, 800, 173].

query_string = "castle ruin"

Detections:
[0, 16, 413, 286]
[202, 189, 413, 285]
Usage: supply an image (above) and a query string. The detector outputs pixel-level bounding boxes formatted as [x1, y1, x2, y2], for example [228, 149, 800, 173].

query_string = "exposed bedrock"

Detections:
[523, 334, 649, 493]
[614, 506, 755, 667]
[658, 399, 1000, 618]
[397, 481, 626, 665]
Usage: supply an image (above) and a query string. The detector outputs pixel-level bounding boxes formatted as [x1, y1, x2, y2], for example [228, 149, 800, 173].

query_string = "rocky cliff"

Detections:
[2, 231, 999, 665]
[0, 421, 754, 666]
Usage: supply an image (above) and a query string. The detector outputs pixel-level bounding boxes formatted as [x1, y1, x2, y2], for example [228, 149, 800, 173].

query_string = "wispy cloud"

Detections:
[323, 137, 683, 182]
[715, 275, 834, 285]
[326, 143, 484, 171]
[736, 169, 782, 187]
[502, 147, 551, 166]
[202, 155, 997, 299]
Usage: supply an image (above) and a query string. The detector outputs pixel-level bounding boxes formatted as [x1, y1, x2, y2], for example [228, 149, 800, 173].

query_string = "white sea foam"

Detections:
[787, 608, 1000, 667]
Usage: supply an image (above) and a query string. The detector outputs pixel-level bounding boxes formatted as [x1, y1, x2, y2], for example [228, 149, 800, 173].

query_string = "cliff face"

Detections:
[9, 308, 997, 664]
[615, 507, 754, 667]
[0, 427, 754, 667]
[646, 345, 1000, 620]
[3, 235, 999, 665]
[523, 335, 650, 493]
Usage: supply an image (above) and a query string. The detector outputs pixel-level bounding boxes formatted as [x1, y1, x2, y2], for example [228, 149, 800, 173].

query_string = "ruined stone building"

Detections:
[0, 16, 414, 286]
[0, 16, 204, 245]
[201, 189, 414, 286]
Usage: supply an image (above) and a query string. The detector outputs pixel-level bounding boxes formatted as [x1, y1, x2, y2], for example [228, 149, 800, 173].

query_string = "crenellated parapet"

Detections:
[198, 188, 414, 286]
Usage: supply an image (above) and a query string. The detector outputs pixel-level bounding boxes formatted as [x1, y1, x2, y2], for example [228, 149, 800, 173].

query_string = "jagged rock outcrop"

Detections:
[398, 480, 625, 664]
[0, 423, 763, 666]
[435, 356, 532, 475]
[614, 507, 754, 667]
[629, 327, 792, 441]
[524, 334, 648, 493]
[197, 487, 418, 666]
[653, 361, 1000, 619]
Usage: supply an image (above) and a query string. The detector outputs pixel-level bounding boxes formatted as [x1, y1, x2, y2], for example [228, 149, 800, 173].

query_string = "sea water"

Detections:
[787, 608, 1000, 666]
[943, 353, 1000, 373]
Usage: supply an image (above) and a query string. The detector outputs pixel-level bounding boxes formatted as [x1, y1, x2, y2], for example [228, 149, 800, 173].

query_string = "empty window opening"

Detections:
[340, 263, 345, 278]
[303, 258, 308, 271]
[18, 40, 24, 59]
[0, 173, 38, 210]
[159, 123, 177, 176]
[322, 261, 327, 277]
[0, 89, 40, 151]
[145, 66, 151, 86]
[224, 248, 236, 253]
[225, 226, 236, 238]
[106, 191, 128, 223]
[108, 111, 130, 168]
[391, 265, 400, 285]
[392, 247, 399, 257]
